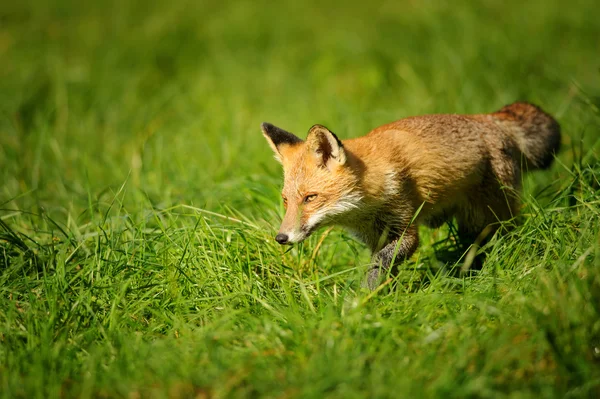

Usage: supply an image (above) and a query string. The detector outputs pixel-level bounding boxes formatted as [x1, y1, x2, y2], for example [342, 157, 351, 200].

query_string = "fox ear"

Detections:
[261, 122, 303, 162]
[306, 124, 346, 169]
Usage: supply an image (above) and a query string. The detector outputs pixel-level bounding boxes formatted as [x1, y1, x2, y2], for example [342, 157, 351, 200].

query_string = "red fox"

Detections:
[261, 102, 560, 288]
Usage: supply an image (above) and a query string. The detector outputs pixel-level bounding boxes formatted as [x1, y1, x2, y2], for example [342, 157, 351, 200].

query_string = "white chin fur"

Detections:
[285, 193, 364, 243]
[305, 193, 363, 232]
[286, 230, 307, 243]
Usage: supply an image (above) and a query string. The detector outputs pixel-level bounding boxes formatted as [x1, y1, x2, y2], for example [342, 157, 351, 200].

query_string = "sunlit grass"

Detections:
[1, 0, 599, 397]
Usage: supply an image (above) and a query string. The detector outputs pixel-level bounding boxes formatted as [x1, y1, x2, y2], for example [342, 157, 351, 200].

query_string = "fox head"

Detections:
[262, 122, 362, 245]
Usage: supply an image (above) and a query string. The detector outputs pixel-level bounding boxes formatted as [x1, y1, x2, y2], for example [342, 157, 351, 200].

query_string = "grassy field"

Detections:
[1, 0, 600, 397]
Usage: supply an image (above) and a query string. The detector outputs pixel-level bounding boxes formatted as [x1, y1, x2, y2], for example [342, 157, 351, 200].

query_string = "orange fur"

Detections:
[261, 102, 561, 288]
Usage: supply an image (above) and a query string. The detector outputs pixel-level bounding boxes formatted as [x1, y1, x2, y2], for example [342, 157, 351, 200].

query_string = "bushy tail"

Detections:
[492, 102, 561, 170]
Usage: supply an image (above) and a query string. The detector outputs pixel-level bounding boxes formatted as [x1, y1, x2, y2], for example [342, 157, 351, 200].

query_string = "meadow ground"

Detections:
[1, 0, 600, 397]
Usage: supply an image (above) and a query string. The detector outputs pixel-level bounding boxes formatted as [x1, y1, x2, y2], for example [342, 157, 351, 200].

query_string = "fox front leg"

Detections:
[366, 226, 419, 290]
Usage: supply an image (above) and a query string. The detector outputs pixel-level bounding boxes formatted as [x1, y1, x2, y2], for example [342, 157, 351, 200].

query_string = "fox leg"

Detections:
[456, 182, 521, 270]
[366, 226, 419, 290]
[459, 193, 520, 239]
[457, 160, 521, 245]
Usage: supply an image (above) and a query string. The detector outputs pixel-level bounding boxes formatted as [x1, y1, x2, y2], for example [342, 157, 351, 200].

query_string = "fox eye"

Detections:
[303, 194, 318, 204]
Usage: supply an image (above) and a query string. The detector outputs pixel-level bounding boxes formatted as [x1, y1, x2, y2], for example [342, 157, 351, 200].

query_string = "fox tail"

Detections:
[492, 101, 561, 170]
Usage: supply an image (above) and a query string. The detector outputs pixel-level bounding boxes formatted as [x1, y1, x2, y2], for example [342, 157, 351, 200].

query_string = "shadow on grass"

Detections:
[385, 228, 491, 294]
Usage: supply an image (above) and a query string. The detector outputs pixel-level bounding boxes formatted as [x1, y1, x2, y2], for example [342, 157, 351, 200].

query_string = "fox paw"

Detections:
[362, 265, 385, 291]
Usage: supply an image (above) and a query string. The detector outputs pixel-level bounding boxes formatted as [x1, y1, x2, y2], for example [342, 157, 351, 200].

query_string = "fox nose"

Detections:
[275, 233, 289, 245]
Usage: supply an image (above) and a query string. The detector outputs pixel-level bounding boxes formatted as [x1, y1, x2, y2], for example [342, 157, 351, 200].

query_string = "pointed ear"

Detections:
[261, 122, 303, 162]
[306, 124, 346, 169]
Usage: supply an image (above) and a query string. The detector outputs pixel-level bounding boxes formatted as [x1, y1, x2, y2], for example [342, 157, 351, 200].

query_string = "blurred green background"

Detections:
[1, 0, 600, 398]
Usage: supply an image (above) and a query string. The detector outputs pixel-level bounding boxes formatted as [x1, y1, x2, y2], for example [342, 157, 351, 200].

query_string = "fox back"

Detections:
[262, 102, 560, 288]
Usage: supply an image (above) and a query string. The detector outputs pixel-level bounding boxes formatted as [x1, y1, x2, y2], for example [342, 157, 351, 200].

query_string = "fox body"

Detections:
[261, 102, 560, 288]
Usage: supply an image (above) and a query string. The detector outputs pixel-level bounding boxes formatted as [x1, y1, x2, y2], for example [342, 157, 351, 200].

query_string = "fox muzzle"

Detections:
[275, 233, 289, 244]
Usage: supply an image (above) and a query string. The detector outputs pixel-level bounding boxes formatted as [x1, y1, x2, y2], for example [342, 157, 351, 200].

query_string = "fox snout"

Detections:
[274, 221, 311, 245]
[275, 233, 289, 245]
[274, 229, 311, 245]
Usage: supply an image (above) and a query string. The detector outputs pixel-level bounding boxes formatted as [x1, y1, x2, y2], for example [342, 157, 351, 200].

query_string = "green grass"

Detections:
[1, 0, 600, 397]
